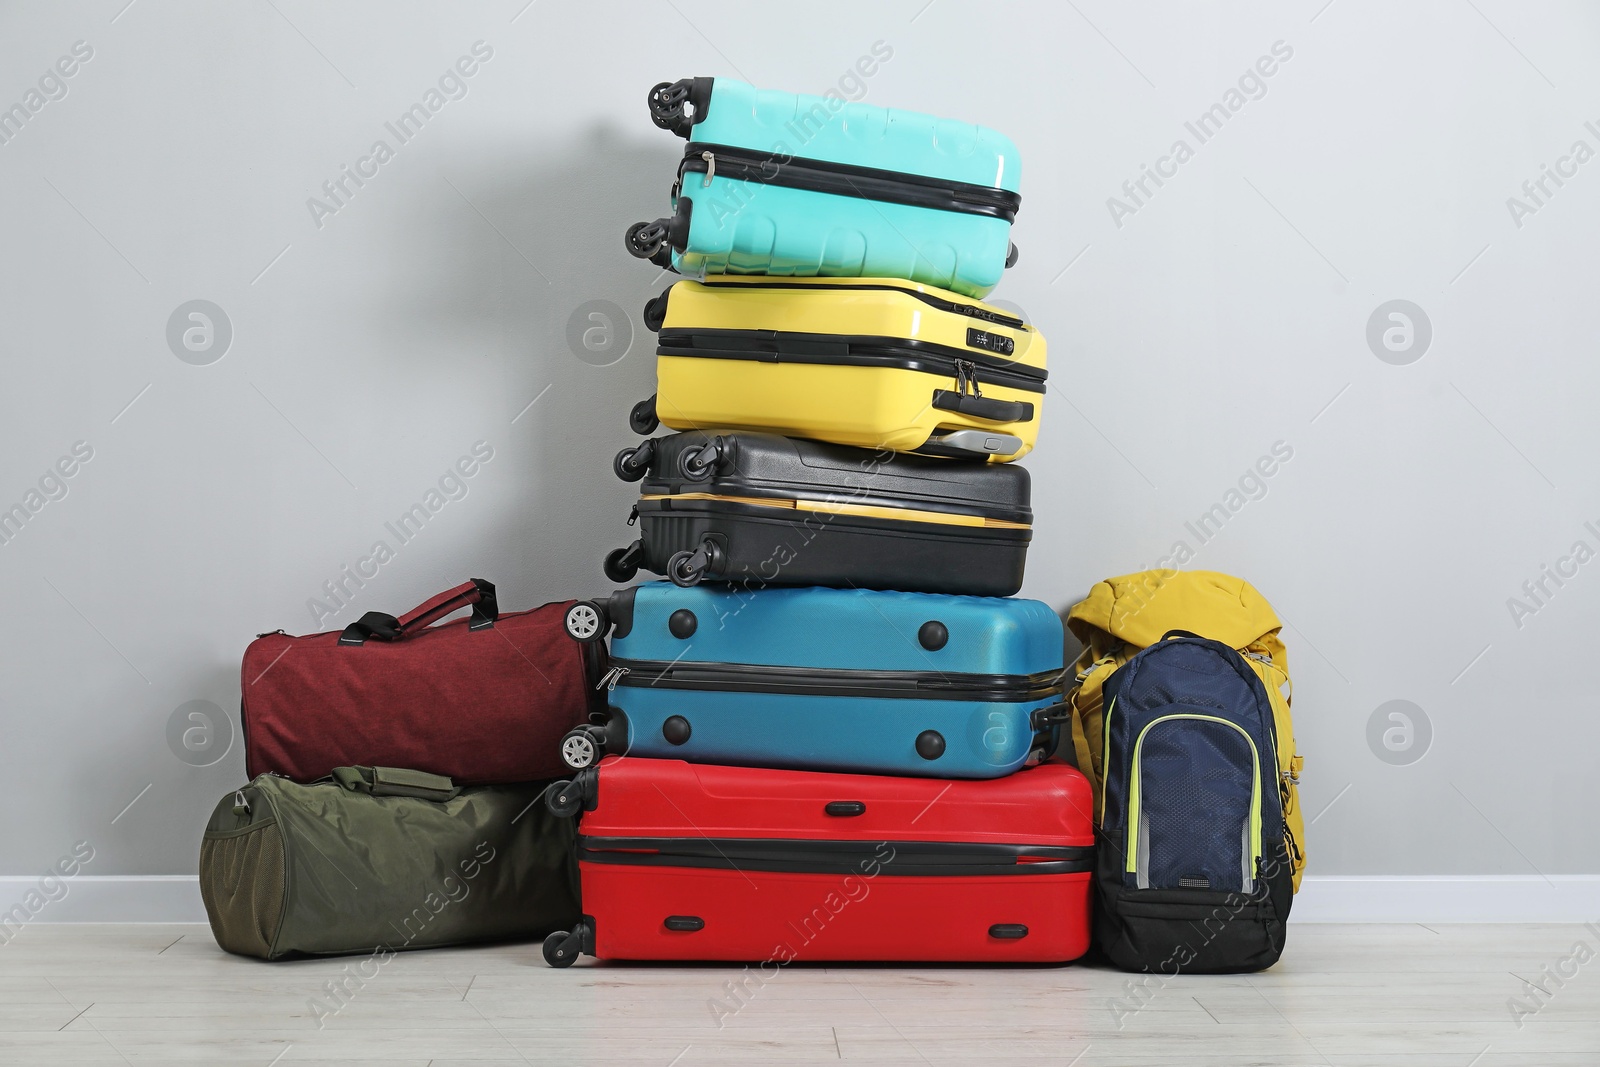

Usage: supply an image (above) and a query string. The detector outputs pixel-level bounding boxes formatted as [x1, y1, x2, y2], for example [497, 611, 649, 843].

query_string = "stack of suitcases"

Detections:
[538, 77, 1098, 967]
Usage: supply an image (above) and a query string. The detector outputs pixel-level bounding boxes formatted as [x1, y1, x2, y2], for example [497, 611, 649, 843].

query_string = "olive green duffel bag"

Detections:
[198, 767, 579, 960]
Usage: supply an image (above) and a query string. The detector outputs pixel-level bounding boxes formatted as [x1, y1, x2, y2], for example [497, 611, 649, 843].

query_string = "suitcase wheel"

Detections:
[626, 219, 670, 260]
[543, 925, 586, 968]
[666, 551, 703, 587]
[603, 544, 642, 584]
[647, 80, 692, 133]
[563, 600, 610, 642]
[613, 441, 655, 482]
[676, 437, 723, 481]
[666, 539, 721, 587]
[560, 728, 603, 771]
[642, 291, 669, 333]
[545, 777, 584, 818]
[629, 395, 660, 436]
[1006, 241, 1020, 269]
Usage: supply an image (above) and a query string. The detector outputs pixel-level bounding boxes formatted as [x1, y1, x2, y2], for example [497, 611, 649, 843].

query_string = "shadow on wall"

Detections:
[381, 122, 683, 599]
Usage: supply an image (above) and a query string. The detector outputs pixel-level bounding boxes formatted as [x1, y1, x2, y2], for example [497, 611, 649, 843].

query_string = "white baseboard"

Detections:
[0, 876, 207, 925]
[3, 875, 1598, 926]
[1291, 876, 1600, 923]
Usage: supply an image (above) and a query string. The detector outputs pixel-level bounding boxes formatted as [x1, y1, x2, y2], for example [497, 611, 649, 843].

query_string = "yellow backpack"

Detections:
[1065, 570, 1306, 891]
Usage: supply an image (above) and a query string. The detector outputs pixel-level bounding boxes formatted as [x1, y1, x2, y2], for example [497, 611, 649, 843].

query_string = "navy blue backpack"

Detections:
[1095, 631, 1294, 973]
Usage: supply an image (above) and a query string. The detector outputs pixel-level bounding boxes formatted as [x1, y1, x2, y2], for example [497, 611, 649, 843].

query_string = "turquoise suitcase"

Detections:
[625, 77, 1022, 299]
[557, 584, 1067, 779]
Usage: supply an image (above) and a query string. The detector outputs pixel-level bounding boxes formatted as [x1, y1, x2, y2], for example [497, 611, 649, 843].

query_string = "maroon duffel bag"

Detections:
[241, 579, 599, 784]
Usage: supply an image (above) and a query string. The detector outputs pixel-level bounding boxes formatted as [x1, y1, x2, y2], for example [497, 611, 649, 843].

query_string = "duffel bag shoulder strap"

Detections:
[337, 578, 499, 646]
[331, 766, 460, 801]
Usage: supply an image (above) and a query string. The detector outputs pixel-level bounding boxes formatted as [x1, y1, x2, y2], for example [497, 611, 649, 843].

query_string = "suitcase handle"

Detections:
[931, 389, 1034, 424]
[337, 578, 498, 646]
[1030, 703, 1071, 729]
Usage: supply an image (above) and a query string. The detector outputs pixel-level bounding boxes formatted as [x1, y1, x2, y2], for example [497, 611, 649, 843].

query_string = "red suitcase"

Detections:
[541, 758, 1095, 966]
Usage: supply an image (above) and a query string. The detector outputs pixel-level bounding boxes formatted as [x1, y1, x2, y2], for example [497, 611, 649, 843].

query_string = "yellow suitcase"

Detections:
[630, 277, 1047, 462]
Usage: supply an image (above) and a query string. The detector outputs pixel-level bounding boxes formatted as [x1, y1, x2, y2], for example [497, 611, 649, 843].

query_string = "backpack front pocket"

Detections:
[1127, 713, 1261, 893]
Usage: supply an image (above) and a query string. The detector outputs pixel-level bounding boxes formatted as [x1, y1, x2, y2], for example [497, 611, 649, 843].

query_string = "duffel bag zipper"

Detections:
[677, 142, 1021, 222]
[609, 657, 1063, 703]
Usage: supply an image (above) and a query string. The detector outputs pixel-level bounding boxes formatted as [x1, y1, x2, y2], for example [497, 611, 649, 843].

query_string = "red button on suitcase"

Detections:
[541, 758, 1095, 966]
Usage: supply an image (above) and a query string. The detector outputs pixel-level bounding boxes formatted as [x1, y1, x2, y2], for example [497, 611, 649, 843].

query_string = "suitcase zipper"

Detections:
[655, 328, 1046, 392]
[578, 835, 1093, 876]
[677, 142, 1022, 222]
[608, 658, 1064, 702]
[637, 492, 1031, 531]
[595, 666, 630, 692]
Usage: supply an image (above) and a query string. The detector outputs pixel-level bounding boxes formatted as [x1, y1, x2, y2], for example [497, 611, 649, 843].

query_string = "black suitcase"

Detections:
[604, 431, 1031, 596]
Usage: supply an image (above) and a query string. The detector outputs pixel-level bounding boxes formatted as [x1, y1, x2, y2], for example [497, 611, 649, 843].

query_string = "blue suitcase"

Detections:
[625, 77, 1022, 299]
[557, 583, 1066, 779]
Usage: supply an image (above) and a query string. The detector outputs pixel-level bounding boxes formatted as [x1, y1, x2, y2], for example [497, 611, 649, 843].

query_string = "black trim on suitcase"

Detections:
[679, 142, 1022, 222]
[690, 280, 1027, 329]
[609, 658, 1065, 702]
[656, 328, 1046, 393]
[636, 493, 1032, 531]
[579, 836, 1094, 877]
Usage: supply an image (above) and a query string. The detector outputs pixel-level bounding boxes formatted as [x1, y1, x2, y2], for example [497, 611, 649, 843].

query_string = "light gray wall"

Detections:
[2, 0, 1595, 888]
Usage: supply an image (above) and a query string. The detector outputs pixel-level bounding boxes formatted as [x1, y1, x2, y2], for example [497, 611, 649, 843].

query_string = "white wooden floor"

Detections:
[0, 923, 1594, 1065]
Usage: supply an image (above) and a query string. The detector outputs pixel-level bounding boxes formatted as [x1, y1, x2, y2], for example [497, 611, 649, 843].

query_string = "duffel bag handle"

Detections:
[332, 766, 460, 801]
[338, 578, 498, 646]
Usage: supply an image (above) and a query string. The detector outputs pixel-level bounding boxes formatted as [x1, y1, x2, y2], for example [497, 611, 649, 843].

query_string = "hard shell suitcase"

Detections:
[540, 757, 1095, 965]
[626, 76, 1022, 299]
[628, 276, 1047, 462]
[556, 583, 1068, 779]
[606, 430, 1032, 595]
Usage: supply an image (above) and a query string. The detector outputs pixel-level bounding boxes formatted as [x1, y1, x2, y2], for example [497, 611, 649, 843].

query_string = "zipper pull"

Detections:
[626, 505, 638, 527]
[232, 790, 251, 816]
[255, 629, 286, 638]
[954, 360, 983, 398]
[595, 666, 630, 692]
[700, 151, 715, 187]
